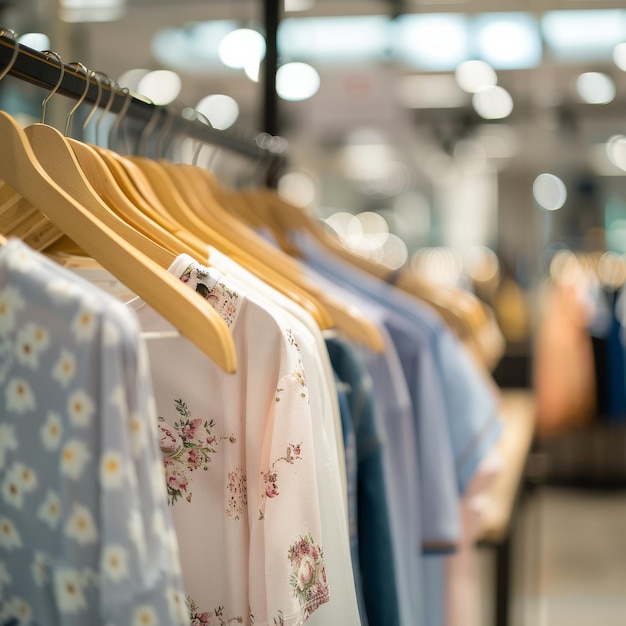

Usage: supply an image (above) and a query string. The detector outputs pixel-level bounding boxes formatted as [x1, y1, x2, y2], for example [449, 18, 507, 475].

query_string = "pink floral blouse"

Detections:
[130, 255, 329, 626]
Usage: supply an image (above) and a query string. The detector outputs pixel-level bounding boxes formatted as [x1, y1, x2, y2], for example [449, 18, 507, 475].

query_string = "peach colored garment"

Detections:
[534, 280, 596, 436]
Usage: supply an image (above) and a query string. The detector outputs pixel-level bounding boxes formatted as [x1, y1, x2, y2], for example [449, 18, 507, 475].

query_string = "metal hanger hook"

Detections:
[0, 29, 19, 83]
[94, 72, 117, 146]
[64, 62, 90, 137]
[156, 111, 174, 159]
[190, 109, 219, 168]
[109, 87, 132, 153]
[82, 69, 103, 134]
[40, 50, 64, 125]
[138, 106, 161, 156]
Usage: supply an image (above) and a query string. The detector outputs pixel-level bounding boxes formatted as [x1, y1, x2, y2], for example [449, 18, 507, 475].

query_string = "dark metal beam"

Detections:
[0, 32, 276, 161]
[262, 0, 280, 136]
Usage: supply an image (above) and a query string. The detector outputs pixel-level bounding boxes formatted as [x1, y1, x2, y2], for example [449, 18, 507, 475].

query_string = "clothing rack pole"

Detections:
[0, 32, 283, 162]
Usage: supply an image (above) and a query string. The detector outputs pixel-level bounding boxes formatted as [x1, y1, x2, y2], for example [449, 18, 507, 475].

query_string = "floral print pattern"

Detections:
[226, 467, 247, 521]
[158, 398, 236, 506]
[275, 330, 308, 402]
[287, 534, 329, 619]
[259, 443, 303, 520]
[180, 264, 240, 329]
[186, 595, 253, 625]
[0, 240, 188, 625]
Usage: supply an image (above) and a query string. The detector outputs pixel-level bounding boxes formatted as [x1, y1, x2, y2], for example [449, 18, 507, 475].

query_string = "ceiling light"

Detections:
[17, 33, 50, 51]
[543, 10, 626, 62]
[576, 72, 616, 104]
[472, 85, 513, 119]
[455, 60, 497, 93]
[117, 68, 149, 91]
[137, 70, 181, 105]
[218, 28, 266, 70]
[278, 16, 388, 64]
[196, 94, 240, 130]
[613, 42, 626, 71]
[606, 135, 626, 170]
[284, 0, 315, 11]
[533, 173, 567, 210]
[394, 14, 469, 71]
[60, 0, 125, 22]
[473, 13, 541, 69]
[276, 62, 320, 101]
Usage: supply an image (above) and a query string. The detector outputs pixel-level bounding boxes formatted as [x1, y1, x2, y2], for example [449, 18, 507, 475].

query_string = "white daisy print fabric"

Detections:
[0, 239, 188, 625]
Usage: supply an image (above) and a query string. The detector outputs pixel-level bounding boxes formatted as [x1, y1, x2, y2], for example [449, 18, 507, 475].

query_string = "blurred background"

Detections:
[3, 1, 626, 624]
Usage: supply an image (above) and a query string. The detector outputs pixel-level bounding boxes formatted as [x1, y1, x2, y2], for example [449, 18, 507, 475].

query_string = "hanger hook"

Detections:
[137, 106, 161, 156]
[81, 69, 103, 135]
[109, 87, 132, 154]
[156, 110, 174, 159]
[64, 61, 90, 137]
[190, 109, 219, 168]
[94, 72, 117, 146]
[40, 50, 65, 125]
[0, 29, 19, 83]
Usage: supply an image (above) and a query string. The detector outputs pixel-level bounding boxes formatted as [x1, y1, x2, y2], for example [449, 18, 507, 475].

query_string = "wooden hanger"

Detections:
[157, 157, 383, 351]
[258, 188, 491, 341]
[174, 165, 385, 352]
[26, 123, 177, 267]
[87, 147, 207, 258]
[69, 140, 193, 257]
[56, 72, 194, 260]
[0, 110, 237, 371]
[128, 155, 335, 330]
[0, 40, 237, 372]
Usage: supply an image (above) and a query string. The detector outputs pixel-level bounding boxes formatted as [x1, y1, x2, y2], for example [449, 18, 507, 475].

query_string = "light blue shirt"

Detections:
[295, 232, 502, 496]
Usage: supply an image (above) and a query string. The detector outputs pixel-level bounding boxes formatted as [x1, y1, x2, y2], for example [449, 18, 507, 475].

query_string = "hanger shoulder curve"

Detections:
[0, 111, 237, 373]
[24, 123, 176, 269]
[69, 139, 189, 257]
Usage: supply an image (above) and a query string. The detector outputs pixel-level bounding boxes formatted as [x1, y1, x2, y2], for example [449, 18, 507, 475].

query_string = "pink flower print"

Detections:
[182, 418, 203, 441]
[297, 538, 310, 556]
[160, 399, 236, 506]
[297, 556, 316, 589]
[158, 421, 183, 454]
[187, 447, 202, 471]
[292, 444, 301, 456]
[191, 614, 210, 626]
[266, 484, 279, 498]
[287, 534, 329, 613]
[167, 466, 189, 493]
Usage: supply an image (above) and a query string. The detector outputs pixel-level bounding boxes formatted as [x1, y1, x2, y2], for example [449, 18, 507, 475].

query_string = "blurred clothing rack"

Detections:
[0, 31, 286, 164]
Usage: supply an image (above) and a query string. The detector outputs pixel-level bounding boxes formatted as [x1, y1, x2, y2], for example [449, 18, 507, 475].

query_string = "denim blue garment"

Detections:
[334, 370, 370, 626]
[356, 321, 425, 626]
[605, 289, 626, 420]
[327, 336, 402, 626]
[293, 231, 501, 496]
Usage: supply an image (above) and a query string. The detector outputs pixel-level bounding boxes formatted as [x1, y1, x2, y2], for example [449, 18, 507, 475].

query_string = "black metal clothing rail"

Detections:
[0, 32, 282, 162]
